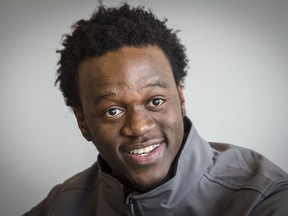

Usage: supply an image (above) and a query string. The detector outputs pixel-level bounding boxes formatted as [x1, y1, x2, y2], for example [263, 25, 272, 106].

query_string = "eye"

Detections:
[147, 98, 164, 108]
[105, 108, 124, 117]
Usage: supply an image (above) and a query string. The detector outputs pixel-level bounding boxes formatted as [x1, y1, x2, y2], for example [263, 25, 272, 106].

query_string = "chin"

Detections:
[126, 179, 162, 192]
[124, 169, 171, 192]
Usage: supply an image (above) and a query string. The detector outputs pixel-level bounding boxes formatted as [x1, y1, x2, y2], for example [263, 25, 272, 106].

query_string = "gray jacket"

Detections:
[24, 118, 288, 215]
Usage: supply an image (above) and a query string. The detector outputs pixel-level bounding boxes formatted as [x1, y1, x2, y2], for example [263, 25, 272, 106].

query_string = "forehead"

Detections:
[77, 46, 175, 95]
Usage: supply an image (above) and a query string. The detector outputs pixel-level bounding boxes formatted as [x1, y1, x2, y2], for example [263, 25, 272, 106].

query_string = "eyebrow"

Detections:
[94, 80, 169, 104]
[142, 80, 169, 89]
[94, 92, 118, 104]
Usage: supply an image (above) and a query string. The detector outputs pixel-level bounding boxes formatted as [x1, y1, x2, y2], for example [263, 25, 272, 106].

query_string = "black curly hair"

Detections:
[55, 3, 188, 110]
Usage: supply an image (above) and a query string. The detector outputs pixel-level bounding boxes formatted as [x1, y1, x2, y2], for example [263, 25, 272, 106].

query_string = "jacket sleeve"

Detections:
[250, 185, 288, 216]
[23, 184, 61, 216]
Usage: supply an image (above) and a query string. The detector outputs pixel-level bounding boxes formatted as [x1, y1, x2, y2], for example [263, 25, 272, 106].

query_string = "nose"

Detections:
[121, 110, 155, 137]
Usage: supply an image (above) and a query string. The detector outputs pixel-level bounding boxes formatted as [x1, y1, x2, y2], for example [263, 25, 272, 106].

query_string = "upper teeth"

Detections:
[129, 144, 160, 156]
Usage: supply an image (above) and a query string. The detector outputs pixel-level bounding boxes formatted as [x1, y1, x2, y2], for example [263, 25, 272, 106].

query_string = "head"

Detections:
[56, 3, 188, 192]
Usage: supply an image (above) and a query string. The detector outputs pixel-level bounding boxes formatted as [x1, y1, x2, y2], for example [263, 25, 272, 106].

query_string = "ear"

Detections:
[73, 109, 92, 141]
[177, 81, 186, 117]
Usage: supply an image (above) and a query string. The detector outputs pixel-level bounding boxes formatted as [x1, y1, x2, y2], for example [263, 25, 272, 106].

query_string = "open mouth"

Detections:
[128, 144, 160, 157]
[123, 140, 164, 165]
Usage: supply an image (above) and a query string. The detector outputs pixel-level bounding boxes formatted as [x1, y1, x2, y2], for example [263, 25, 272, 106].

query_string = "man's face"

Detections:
[76, 45, 186, 191]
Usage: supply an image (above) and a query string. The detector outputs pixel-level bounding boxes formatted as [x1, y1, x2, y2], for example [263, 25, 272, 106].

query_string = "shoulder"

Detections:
[24, 162, 100, 215]
[60, 162, 100, 191]
[206, 142, 288, 196]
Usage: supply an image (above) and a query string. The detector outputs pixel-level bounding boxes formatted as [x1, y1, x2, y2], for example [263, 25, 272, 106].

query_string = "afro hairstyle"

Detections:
[55, 3, 188, 110]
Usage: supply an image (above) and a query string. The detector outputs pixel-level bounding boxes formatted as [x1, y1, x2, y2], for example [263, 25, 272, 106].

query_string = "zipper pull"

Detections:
[128, 197, 135, 216]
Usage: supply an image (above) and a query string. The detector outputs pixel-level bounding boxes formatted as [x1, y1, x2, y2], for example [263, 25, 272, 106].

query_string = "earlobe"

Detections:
[74, 109, 92, 141]
[177, 82, 186, 117]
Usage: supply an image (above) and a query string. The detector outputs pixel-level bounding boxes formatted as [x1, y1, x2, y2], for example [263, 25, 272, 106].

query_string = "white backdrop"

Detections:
[0, 0, 287, 215]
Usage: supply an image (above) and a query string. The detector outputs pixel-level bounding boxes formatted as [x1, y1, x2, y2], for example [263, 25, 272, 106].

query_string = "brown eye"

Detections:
[105, 108, 123, 117]
[147, 98, 164, 108]
[152, 98, 161, 106]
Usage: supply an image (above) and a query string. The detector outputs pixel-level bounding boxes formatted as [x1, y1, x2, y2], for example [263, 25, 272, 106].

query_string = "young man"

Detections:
[24, 4, 288, 216]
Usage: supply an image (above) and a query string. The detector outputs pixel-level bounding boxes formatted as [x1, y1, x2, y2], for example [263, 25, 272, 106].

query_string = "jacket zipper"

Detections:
[128, 197, 135, 216]
[127, 196, 141, 216]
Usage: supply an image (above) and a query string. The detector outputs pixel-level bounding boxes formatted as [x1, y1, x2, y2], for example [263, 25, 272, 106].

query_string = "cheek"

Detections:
[161, 97, 183, 128]
[158, 106, 184, 143]
[88, 122, 120, 153]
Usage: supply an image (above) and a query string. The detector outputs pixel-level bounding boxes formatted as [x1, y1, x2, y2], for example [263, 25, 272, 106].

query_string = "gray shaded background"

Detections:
[0, 0, 287, 215]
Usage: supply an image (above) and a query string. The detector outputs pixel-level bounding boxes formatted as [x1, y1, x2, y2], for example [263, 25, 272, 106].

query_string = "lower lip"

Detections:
[123, 142, 164, 166]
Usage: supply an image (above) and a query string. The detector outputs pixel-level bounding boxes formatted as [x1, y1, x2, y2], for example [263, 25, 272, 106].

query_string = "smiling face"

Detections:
[75, 45, 186, 192]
